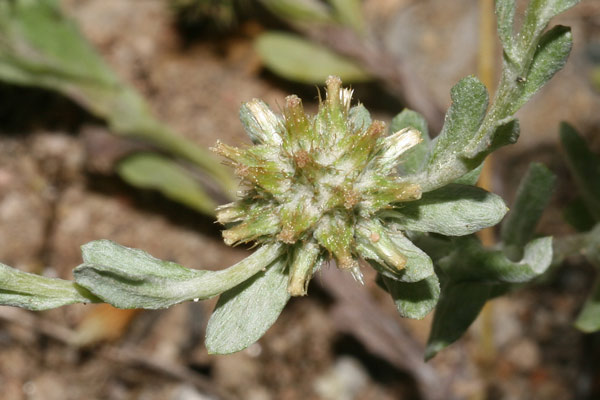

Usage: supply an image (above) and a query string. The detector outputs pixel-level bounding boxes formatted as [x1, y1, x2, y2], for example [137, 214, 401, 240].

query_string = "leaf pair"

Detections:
[0, 0, 235, 215]
[256, 0, 368, 84]
[423, 163, 556, 359]
[401, 0, 577, 192]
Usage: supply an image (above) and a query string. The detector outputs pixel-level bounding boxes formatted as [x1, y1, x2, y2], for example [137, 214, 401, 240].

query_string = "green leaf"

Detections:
[440, 236, 553, 284]
[0, 263, 98, 310]
[117, 153, 217, 216]
[563, 197, 596, 232]
[0, 0, 236, 203]
[453, 162, 484, 185]
[520, 0, 578, 48]
[513, 25, 573, 112]
[501, 162, 556, 257]
[390, 109, 430, 176]
[259, 0, 334, 23]
[381, 184, 508, 237]
[462, 116, 521, 164]
[496, 0, 517, 60]
[255, 32, 371, 84]
[74, 240, 283, 309]
[575, 277, 600, 333]
[328, 0, 365, 33]
[425, 281, 491, 360]
[560, 122, 600, 221]
[205, 256, 290, 354]
[382, 274, 440, 319]
[421, 76, 489, 191]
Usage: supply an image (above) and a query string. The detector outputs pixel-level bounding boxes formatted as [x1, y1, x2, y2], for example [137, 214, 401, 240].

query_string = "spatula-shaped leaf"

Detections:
[496, 0, 517, 60]
[74, 240, 283, 309]
[0, 263, 98, 310]
[205, 256, 290, 354]
[421, 76, 489, 191]
[117, 153, 217, 216]
[381, 184, 508, 237]
[520, 0, 578, 48]
[512, 25, 573, 112]
[425, 282, 491, 360]
[440, 236, 553, 284]
[501, 163, 555, 259]
[255, 32, 370, 84]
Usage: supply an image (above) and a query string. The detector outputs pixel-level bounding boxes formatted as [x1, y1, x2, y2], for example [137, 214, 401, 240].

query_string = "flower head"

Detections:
[213, 76, 423, 295]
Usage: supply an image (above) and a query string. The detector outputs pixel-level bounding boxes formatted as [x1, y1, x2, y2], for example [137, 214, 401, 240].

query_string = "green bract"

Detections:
[213, 76, 505, 297]
[0, 0, 581, 359]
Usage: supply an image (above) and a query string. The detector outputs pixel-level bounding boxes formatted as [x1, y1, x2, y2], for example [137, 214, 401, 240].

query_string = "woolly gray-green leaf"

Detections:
[520, 0, 578, 48]
[560, 122, 600, 221]
[205, 256, 290, 354]
[390, 109, 430, 176]
[382, 273, 440, 319]
[496, 0, 517, 60]
[513, 25, 573, 112]
[382, 184, 508, 236]
[421, 76, 489, 191]
[425, 282, 491, 360]
[74, 240, 283, 309]
[117, 153, 217, 216]
[453, 163, 484, 186]
[440, 236, 553, 284]
[501, 163, 555, 258]
[0, 263, 98, 310]
[575, 278, 600, 333]
[255, 32, 370, 84]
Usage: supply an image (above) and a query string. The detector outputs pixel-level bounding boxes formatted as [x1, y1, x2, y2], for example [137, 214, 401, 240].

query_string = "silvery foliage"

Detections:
[0, 0, 578, 357]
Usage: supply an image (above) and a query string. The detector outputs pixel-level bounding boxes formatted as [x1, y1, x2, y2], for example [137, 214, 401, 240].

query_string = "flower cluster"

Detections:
[214, 76, 424, 295]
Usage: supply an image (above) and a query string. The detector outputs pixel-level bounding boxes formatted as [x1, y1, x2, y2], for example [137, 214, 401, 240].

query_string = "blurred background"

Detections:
[0, 0, 599, 399]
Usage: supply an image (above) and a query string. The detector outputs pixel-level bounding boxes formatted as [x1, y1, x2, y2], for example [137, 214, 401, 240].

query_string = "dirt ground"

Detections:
[1, 0, 600, 399]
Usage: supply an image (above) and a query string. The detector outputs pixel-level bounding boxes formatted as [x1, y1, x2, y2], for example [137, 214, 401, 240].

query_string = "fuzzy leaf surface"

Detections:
[440, 236, 553, 284]
[74, 240, 283, 309]
[425, 282, 491, 360]
[501, 162, 555, 257]
[382, 274, 440, 319]
[0, 263, 97, 310]
[512, 25, 573, 112]
[382, 184, 508, 236]
[205, 257, 290, 354]
[421, 76, 489, 191]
